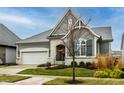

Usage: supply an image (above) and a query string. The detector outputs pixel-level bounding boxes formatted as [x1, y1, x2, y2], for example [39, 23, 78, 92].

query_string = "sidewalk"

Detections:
[15, 77, 55, 85]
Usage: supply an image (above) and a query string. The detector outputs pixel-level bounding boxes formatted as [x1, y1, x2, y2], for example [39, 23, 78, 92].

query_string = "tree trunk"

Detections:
[72, 31, 76, 82]
[72, 54, 75, 82]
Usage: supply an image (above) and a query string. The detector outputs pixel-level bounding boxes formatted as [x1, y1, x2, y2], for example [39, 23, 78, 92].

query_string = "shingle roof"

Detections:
[91, 26, 113, 41]
[0, 24, 20, 47]
[16, 29, 52, 44]
[16, 26, 113, 44]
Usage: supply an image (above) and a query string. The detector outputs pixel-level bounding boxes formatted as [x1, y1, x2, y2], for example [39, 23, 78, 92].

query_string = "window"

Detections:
[75, 39, 92, 57]
[75, 40, 86, 56]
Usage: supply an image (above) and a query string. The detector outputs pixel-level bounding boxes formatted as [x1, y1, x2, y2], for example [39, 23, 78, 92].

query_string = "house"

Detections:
[16, 9, 113, 65]
[112, 51, 122, 58]
[121, 33, 124, 62]
[0, 24, 20, 64]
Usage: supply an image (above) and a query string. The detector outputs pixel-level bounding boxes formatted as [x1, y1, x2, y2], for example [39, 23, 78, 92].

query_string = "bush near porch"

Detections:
[76, 54, 123, 70]
[94, 69, 124, 78]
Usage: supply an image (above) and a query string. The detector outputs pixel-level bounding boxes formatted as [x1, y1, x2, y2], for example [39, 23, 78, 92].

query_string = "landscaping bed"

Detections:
[18, 68, 94, 77]
[43, 78, 124, 85]
[0, 74, 30, 83]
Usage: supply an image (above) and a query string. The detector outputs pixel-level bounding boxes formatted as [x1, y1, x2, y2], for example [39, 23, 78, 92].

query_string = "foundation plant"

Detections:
[94, 54, 124, 78]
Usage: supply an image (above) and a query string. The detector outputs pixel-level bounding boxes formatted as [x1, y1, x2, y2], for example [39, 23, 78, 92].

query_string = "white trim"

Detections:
[74, 26, 100, 38]
[66, 56, 96, 59]
[62, 24, 100, 40]
[52, 33, 66, 35]
[94, 36, 97, 57]
[20, 48, 48, 52]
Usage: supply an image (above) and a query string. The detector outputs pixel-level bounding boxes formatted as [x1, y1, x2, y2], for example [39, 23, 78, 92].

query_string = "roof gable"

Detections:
[49, 9, 79, 36]
[62, 20, 100, 40]
[0, 24, 20, 47]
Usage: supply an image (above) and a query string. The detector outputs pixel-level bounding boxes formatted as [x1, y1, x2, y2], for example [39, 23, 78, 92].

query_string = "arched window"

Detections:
[81, 41, 85, 44]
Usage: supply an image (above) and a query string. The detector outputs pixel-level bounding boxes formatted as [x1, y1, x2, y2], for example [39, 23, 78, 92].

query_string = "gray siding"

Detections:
[6, 47, 16, 63]
[100, 42, 110, 54]
[18, 42, 49, 50]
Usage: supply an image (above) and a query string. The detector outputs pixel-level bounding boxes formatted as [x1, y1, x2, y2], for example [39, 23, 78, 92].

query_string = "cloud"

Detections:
[0, 13, 34, 25]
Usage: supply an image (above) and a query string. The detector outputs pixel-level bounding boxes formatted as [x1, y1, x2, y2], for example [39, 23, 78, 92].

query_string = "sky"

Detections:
[0, 7, 123, 51]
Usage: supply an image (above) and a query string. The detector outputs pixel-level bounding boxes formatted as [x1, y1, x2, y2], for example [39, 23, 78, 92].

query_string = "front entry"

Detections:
[56, 45, 65, 61]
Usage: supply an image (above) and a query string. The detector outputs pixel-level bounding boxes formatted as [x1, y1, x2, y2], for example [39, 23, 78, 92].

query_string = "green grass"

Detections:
[0, 74, 30, 83]
[44, 78, 124, 85]
[18, 68, 94, 77]
[0, 65, 7, 68]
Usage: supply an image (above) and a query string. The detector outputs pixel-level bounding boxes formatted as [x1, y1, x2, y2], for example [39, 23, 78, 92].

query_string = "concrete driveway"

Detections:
[0, 65, 56, 85]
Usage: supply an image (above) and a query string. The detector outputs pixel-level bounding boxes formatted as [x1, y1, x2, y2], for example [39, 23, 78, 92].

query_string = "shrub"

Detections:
[91, 60, 97, 69]
[94, 70, 109, 78]
[110, 69, 123, 78]
[47, 64, 66, 69]
[120, 72, 124, 78]
[86, 62, 92, 69]
[94, 69, 111, 78]
[94, 68, 124, 78]
[115, 61, 123, 69]
[107, 54, 114, 69]
[79, 61, 85, 68]
[46, 62, 51, 68]
[104, 69, 112, 75]
[114, 58, 119, 66]
[97, 54, 106, 69]
[37, 64, 46, 67]
[71, 61, 78, 67]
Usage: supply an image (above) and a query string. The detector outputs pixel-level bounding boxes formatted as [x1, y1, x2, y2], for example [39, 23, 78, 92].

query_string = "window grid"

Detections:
[76, 40, 86, 57]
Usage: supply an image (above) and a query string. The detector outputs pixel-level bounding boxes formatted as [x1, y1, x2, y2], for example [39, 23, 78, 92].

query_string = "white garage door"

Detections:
[22, 51, 48, 64]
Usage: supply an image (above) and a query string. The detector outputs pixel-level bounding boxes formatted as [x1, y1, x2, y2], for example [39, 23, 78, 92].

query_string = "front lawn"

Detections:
[44, 78, 124, 85]
[0, 74, 30, 83]
[0, 65, 7, 68]
[18, 68, 94, 77]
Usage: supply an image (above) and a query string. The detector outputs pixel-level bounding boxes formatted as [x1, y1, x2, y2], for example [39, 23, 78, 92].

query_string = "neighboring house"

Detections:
[0, 24, 20, 64]
[16, 9, 113, 65]
[121, 33, 124, 62]
[112, 51, 122, 58]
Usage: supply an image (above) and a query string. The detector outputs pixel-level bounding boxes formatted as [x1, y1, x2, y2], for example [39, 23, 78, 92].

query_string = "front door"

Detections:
[56, 45, 65, 61]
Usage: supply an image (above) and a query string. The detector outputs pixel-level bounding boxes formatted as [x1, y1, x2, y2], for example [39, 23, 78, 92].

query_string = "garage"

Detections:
[22, 51, 48, 64]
